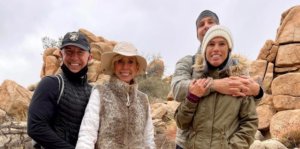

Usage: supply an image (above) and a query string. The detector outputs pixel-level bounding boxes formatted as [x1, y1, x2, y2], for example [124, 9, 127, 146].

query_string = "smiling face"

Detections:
[113, 56, 139, 83]
[197, 16, 218, 42]
[205, 37, 229, 67]
[60, 45, 92, 73]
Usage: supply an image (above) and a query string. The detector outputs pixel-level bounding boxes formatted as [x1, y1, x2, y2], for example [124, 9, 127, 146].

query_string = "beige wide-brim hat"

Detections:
[100, 41, 147, 75]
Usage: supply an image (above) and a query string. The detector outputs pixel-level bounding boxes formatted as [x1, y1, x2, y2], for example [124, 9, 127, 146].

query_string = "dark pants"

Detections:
[176, 144, 183, 149]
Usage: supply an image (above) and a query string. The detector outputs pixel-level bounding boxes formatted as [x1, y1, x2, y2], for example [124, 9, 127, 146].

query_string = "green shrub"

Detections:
[137, 76, 170, 101]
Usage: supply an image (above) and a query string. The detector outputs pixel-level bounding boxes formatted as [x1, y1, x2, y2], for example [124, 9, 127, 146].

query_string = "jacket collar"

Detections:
[108, 75, 138, 97]
[193, 54, 250, 77]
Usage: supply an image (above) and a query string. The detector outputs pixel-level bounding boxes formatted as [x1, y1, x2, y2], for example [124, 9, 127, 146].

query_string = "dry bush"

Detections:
[147, 59, 164, 78]
[137, 76, 170, 101]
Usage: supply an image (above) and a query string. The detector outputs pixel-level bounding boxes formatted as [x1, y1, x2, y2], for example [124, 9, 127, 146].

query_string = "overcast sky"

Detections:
[0, 0, 299, 87]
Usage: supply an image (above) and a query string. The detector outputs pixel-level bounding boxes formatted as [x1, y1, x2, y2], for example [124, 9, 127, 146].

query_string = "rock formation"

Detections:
[250, 5, 300, 148]
[0, 80, 32, 148]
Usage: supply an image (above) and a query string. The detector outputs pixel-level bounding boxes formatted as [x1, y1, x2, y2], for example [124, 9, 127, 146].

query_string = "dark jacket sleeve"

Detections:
[27, 77, 74, 149]
[254, 87, 264, 100]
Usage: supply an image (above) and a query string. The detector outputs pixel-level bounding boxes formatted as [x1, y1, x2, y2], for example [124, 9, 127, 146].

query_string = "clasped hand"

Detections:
[188, 78, 213, 97]
[189, 76, 260, 97]
[213, 76, 260, 97]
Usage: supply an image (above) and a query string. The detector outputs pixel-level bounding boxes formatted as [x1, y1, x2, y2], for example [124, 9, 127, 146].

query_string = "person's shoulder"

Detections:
[231, 54, 250, 64]
[93, 81, 115, 95]
[136, 90, 152, 106]
[37, 76, 59, 89]
[92, 83, 106, 92]
[230, 54, 251, 76]
[137, 90, 148, 99]
[137, 90, 147, 96]
[44, 75, 61, 84]
[176, 55, 196, 66]
[32, 75, 60, 101]
[178, 55, 194, 62]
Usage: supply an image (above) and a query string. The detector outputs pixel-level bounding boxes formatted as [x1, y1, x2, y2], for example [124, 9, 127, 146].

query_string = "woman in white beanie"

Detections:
[75, 42, 155, 149]
[175, 25, 258, 149]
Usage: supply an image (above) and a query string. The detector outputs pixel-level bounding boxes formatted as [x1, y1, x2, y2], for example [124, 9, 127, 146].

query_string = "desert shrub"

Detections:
[42, 36, 62, 49]
[147, 58, 164, 78]
[137, 76, 170, 101]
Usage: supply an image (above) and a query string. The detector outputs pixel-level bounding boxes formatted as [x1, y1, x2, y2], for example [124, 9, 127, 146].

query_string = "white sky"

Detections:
[0, 0, 299, 87]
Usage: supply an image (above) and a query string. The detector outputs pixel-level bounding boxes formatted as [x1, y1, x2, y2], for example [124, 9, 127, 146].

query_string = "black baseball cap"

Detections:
[60, 31, 90, 51]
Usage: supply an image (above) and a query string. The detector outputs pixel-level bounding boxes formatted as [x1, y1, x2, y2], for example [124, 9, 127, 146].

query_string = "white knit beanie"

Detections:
[201, 25, 233, 55]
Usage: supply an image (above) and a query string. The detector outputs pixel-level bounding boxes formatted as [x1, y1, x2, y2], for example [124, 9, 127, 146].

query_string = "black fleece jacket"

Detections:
[28, 76, 74, 149]
[27, 65, 91, 149]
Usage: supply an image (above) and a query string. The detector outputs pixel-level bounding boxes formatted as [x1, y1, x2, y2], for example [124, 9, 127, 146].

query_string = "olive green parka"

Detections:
[174, 54, 258, 149]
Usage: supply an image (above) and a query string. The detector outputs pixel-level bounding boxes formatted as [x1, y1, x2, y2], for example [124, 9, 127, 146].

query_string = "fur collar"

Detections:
[193, 53, 250, 77]
[107, 75, 138, 98]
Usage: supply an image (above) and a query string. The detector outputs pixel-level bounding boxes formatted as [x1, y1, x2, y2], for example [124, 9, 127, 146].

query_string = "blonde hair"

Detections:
[110, 55, 140, 74]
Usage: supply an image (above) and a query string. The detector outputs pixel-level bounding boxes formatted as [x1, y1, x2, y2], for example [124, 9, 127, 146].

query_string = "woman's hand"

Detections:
[188, 78, 212, 97]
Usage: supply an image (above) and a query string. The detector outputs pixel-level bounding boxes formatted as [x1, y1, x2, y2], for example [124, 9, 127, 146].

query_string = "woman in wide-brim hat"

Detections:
[76, 42, 155, 149]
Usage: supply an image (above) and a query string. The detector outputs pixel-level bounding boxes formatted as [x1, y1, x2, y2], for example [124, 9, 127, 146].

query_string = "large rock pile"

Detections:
[151, 101, 179, 148]
[0, 80, 32, 148]
[250, 5, 300, 148]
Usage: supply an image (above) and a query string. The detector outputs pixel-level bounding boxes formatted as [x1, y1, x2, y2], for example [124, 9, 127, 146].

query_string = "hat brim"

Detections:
[100, 51, 147, 75]
[60, 43, 90, 51]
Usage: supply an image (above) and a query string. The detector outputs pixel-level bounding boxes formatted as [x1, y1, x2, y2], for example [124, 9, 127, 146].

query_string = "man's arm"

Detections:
[171, 55, 194, 102]
[171, 55, 264, 102]
[212, 76, 264, 100]
[237, 76, 264, 100]
[27, 77, 74, 149]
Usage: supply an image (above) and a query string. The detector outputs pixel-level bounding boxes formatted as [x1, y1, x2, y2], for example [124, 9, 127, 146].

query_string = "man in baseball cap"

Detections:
[28, 31, 93, 148]
[59, 31, 92, 73]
